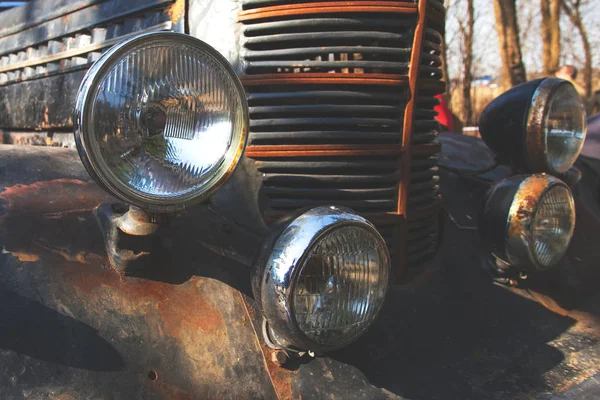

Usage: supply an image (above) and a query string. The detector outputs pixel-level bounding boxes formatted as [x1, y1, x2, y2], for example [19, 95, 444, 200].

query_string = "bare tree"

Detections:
[457, 0, 475, 125]
[493, 0, 527, 86]
[541, 0, 561, 74]
[561, 0, 593, 98]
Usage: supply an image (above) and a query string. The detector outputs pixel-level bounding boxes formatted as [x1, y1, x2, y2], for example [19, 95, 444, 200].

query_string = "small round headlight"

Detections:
[253, 206, 390, 352]
[480, 78, 587, 175]
[480, 174, 576, 272]
[74, 32, 248, 212]
[526, 79, 587, 174]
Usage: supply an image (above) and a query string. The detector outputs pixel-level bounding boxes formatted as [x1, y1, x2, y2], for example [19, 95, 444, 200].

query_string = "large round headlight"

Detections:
[74, 32, 248, 212]
[480, 78, 586, 175]
[480, 174, 576, 272]
[253, 206, 391, 352]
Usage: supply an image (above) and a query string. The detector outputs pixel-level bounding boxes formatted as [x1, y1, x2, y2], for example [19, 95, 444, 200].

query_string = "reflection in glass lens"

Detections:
[89, 41, 245, 201]
[545, 83, 586, 173]
[532, 186, 575, 268]
[292, 226, 390, 347]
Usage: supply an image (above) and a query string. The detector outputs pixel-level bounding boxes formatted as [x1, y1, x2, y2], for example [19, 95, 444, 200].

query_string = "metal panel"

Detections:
[0, 0, 181, 129]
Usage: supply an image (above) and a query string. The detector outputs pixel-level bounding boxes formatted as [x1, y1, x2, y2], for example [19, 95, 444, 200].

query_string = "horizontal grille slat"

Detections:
[244, 31, 412, 48]
[242, 0, 419, 11]
[267, 198, 397, 211]
[262, 186, 398, 199]
[248, 89, 402, 103]
[243, 46, 411, 60]
[250, 104, 402, 117]
[243, 18, 414, 35]
[245, 60, 409, 74]
[250, 117, 403, 130]
[262, 173, 401, 186]
[256, 159, 399, 171]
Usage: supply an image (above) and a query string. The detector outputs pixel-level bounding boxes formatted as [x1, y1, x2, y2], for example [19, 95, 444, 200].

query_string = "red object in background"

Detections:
[434, 94, 454, 132]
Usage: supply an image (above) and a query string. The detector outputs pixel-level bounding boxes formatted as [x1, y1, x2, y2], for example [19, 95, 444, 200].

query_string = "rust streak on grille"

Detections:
[238, 1, 418, 21]
[396, 0, 430, 280]
[241, 73, 409, 87]
[246, 144, 403, 158]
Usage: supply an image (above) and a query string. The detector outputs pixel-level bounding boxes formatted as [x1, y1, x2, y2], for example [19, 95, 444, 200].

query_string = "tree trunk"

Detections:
[541, 0, 561, 74]
[562, 1, 593, 98]
[493, 0, 527, 87]
[461, 0, 475, 125]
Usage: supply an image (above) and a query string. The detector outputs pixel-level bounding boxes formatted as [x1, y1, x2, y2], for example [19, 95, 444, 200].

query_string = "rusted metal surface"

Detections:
[2, 141, 600, 398]
[2, 130, 77, 147]
[0, 147, 279, 399]
[94, 203, 163, 275]
[506, 174, 552, 239]
[0, 144, 412, 399]
[241, 73, 409, 87]
[238, 1, 418, 22]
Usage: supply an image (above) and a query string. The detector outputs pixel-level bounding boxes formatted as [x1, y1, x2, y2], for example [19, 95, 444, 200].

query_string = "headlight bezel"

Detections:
[252, 206, 391, 353]
[74, 31, 249, 212]
[525, 78, 587, 174]
[480, 174, 576, 272]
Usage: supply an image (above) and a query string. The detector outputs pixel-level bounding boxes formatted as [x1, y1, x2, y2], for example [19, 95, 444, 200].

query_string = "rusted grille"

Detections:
[240, 0, 444, 275]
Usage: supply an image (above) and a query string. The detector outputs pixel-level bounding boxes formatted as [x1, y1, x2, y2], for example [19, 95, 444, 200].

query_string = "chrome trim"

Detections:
[74, 31, 249, 212]
[252, 206, 391, 352]
[525, 77, 587, 174]
[505, 174, 575, 271]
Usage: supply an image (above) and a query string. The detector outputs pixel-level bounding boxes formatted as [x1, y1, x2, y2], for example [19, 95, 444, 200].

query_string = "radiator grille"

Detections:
[240, 0, 444, 273]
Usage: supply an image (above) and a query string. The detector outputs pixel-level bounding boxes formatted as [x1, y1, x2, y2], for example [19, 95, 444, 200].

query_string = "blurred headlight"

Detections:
[253, 206, 390, 352]
[480, 174, 576, 272]
[480, 78, 586, 175]
[74, 32, 248, 212]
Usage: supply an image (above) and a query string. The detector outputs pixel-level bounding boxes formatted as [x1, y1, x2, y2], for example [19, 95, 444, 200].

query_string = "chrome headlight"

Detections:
[74, 32, 248, 212]
[480, 78, 586, 175]
[480, 174, 576, 272]
[253, 206, 391, 352]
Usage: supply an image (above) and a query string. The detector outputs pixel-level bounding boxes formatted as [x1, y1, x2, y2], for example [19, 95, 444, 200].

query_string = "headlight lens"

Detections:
[480, 174, 576, 272]
[253, 206, 390, 352]
[531, 185, 575, 268]
[480, 78, 587, 175]
[292, 225, 389, 347]
[74, 32, 248, 211]
[544, 83, 587, 173]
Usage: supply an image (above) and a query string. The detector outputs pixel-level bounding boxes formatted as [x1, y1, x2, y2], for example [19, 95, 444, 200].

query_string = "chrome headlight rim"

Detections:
[74, 31, 248, 212]
[525, 78, 587, 175]
[253, 206, 391, 352]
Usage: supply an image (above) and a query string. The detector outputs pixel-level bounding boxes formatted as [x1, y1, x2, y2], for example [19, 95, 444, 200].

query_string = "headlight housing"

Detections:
[74, 32, 248, 212]
[252, 206, 391, 352]
[480, 174, 576, 272]
[480, 78, 586, 175]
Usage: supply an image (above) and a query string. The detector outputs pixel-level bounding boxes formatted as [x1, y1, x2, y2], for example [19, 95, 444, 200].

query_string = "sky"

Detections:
[445, 0, 600, 80]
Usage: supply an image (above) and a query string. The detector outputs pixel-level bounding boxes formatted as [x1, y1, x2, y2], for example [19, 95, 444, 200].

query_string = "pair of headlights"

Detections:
[479, 79, 586, 272]
[74, 32, 390, 353]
